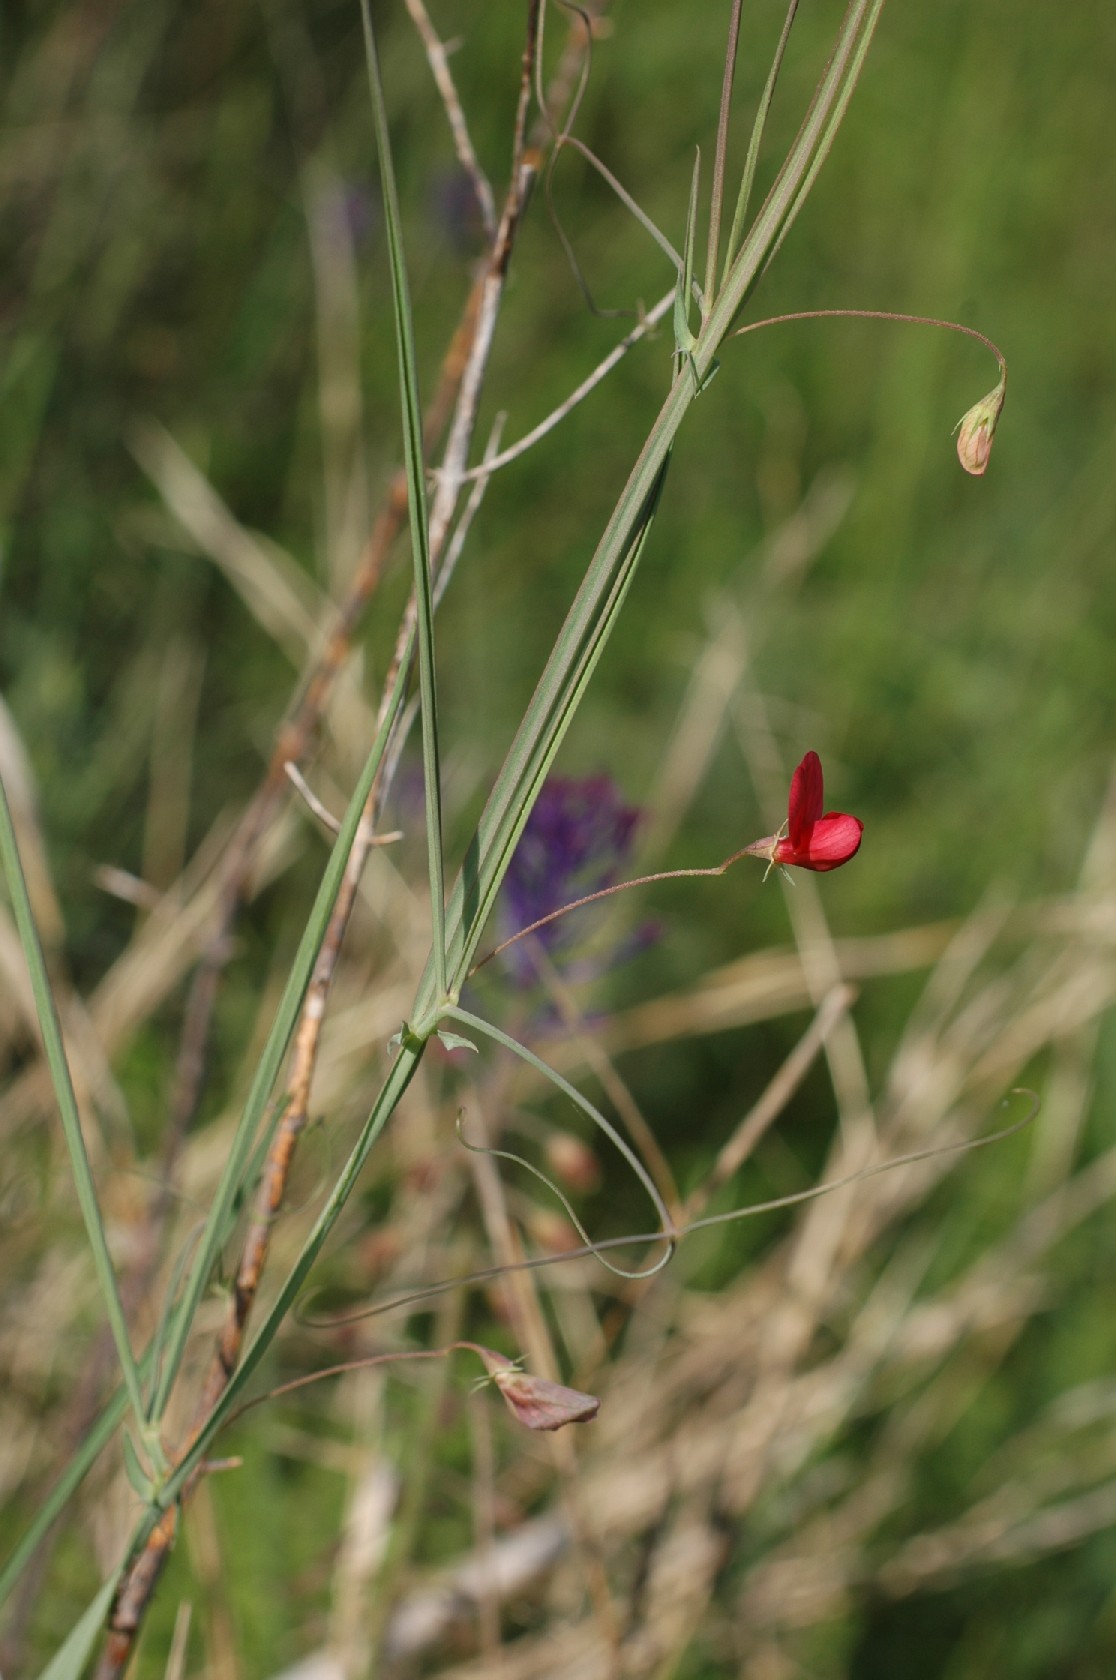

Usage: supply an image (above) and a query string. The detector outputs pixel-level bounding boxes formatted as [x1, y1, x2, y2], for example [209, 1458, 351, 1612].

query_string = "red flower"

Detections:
[744, 751, 863, 874]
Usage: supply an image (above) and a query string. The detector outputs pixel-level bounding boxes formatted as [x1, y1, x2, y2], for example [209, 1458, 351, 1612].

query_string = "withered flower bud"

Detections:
[474, 1347, 600, 1431]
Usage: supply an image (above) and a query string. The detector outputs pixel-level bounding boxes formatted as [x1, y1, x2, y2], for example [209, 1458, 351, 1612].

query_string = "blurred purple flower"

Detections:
[318, 181, 378, 253]
[501, 775, 651, 987]
[428, 167, 487, 256]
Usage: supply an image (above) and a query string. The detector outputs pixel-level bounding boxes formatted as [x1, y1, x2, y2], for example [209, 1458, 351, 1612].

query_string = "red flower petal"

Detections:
[787, 751, 824, 848]
[747, 753, 862, 875]
[799, 811, 863, 870]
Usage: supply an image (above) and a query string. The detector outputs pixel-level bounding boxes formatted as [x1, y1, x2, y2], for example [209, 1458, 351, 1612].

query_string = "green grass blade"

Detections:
[149, 658, 410, 1419]
[426, 449, 672, 1010]
[446, 1004, 674, 1279]
[0, 1382, 129, 1608]
[717, 0, 884, 325]
[409, 0, 887, 1025]
[673, 150, 702, 366]
[360, 0, 446, 1000]
[722, 0, 800, 286]
[704, 0, 745, 303]
[757, 0, 887, 281]
[0, 774, 147, 1432]
[39, 1571, 124, 1680]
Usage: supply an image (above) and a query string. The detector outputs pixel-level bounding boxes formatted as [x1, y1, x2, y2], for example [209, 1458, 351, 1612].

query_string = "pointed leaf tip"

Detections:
[436, 1029, 478, 1055]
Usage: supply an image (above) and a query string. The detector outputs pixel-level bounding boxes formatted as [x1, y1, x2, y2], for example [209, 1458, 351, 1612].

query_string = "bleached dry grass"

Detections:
[4, 539, 1114, 1675]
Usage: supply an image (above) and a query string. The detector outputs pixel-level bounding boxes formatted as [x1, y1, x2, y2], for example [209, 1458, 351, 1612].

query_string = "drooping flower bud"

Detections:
[954, 369, 1007, 476]
[474, 1346, 600, 1431]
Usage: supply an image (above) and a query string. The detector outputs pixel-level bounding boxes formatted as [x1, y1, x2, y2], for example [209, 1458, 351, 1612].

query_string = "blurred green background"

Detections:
[5, 0, 1116, 956]
[3, 0, 1116, 1674]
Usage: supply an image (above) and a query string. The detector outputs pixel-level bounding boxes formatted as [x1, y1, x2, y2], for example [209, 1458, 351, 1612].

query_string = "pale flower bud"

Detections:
[955, 370, 1007, 476]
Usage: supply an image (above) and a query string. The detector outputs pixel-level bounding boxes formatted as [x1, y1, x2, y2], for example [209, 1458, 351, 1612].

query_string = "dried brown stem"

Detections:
[96, 4, 574, 1670]
[160, 289, 477, 1171]
[155, 0, 609, 1182]
[404, 0, 497, 239]
[455, 289, 673, 482]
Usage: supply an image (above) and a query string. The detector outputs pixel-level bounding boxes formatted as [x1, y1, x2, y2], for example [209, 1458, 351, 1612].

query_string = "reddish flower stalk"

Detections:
[224, 1342, 601, 1435]
[744, 751, 863, 874]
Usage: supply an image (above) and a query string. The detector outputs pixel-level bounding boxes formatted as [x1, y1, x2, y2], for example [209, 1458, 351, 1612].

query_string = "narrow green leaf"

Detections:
[673, 149, 702, 366]
[39, 1571, 122, 1680]
[436, 1029, 478, 1055]
[722, 0, 801, 285]
[150, 660, 410, 1419]
[360, 0, 447, 1001]
[121, 1432, 154, 1501]
[0, 774, 146, 1431]
[158, 1039, 424, 1507]
[705, 0, 745, 301]
[446, 1005, 674, 1281]
[0, 1382, 128, 1608]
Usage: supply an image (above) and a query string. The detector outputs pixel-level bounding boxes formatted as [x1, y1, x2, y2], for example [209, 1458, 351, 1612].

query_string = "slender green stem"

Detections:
[470, 844, 753, 976]
[704, 0, 745, 302]
[322, 1094, 1039, 1326]
[0, 774, 147, 1432]
[732, 305, 1006, 376]
[361, 0, 447, 1000]
[445, 1004, 675, 1280]
[0, 1377, 130, 1607]
[556, 135, 688, 281]
[411, 1, 887, 1029]
[157, 1039, 424, 1507]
